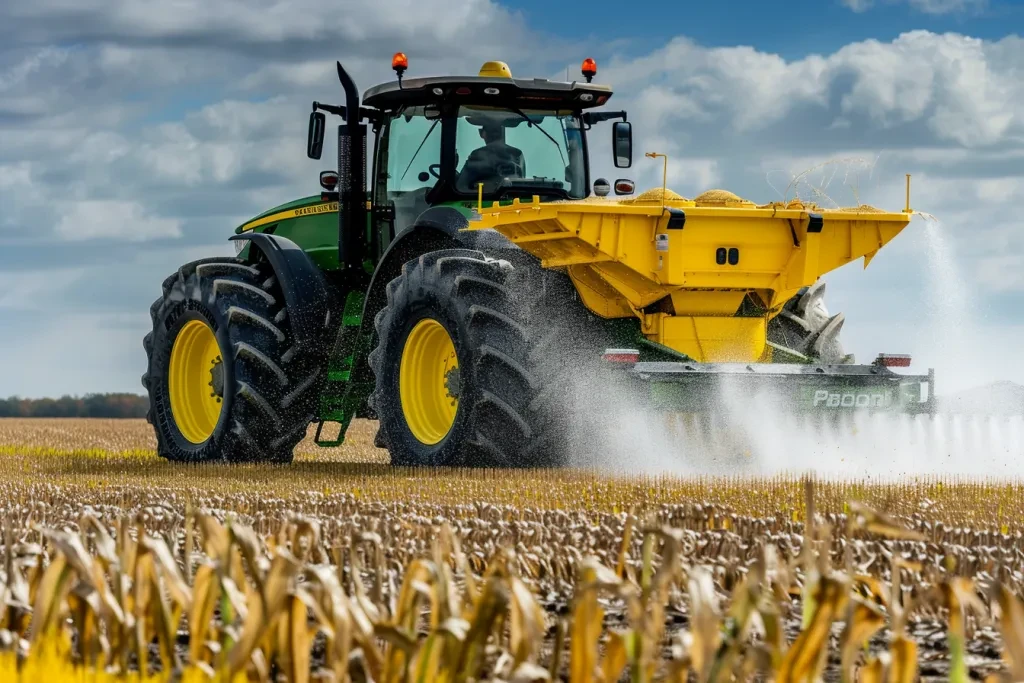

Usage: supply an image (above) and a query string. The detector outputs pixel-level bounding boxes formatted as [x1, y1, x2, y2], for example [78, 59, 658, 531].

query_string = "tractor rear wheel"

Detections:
[142, 257, 323, 463]
[368, 249, 537, 467]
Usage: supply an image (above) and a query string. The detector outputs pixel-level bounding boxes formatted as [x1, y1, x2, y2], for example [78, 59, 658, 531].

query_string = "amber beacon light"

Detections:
[392, 52, 408, 73]
[581, 58, 597, 82]
[392, 52, 408, 86]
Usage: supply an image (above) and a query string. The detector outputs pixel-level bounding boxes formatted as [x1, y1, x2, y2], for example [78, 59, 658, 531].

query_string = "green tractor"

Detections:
[142, 54, 934, 467]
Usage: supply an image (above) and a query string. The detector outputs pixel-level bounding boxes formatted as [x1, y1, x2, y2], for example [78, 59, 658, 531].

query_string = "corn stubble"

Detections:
[2, 420, 1024, 681]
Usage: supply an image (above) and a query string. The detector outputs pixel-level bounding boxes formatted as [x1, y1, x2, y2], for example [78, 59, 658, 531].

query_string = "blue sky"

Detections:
[514, 0, 1020, 56]
[0, 0, 1022, 398]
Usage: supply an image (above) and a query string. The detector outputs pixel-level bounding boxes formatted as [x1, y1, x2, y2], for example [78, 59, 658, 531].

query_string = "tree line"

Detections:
[0, 393, 149, 418]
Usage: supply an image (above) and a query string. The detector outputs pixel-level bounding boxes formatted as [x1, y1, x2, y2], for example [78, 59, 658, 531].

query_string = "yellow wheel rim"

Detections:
[168, 319, 224, 444]
[399, 318, 459, 445]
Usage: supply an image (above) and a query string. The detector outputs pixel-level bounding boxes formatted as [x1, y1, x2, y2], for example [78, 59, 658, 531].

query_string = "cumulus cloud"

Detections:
[597, 31, 1022, 156]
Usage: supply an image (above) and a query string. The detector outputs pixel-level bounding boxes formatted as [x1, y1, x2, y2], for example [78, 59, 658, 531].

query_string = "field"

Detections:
[2, 418, 1024, 682]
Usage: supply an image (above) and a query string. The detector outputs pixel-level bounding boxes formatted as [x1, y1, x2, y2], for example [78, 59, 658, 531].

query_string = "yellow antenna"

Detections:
[904, 173, 912, 213]
[646, 152, 668, 213]
[478, 182, 484, 213]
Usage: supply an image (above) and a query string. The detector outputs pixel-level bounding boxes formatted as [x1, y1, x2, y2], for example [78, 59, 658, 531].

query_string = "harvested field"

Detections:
[1, 417, 1023, 682]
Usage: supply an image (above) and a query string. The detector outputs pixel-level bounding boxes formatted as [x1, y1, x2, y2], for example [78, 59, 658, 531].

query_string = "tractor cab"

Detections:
[306, 55, 634, 267]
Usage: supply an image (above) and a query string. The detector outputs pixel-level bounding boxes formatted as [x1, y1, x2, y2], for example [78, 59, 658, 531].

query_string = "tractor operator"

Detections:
[456, 118, 525, 192]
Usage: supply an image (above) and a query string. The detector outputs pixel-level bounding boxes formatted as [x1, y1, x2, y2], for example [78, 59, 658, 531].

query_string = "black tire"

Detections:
[142, 257, 324, 463]
[767, 280, 853, 364]
[368, 249, 540, 467]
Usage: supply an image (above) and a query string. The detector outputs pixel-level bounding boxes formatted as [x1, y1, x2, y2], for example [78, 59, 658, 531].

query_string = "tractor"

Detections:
[142, 54, 934, 467]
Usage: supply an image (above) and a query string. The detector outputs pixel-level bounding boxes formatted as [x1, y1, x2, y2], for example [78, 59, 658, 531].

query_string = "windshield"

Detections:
[454, 105, 586, 199]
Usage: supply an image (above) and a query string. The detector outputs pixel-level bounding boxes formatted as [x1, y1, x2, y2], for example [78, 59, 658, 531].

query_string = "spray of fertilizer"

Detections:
[572, 372, 1024, 481]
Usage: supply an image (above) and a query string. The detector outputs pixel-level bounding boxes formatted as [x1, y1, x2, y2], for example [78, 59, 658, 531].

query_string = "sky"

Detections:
[0, 0, 1021, 399]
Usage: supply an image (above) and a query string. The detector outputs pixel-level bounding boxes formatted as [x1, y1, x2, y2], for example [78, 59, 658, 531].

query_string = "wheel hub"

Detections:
[168, 319, 224, 444]
[444, 366, 460, 401]
[399, 319, 459, 445]
[209, 357, 224, 398]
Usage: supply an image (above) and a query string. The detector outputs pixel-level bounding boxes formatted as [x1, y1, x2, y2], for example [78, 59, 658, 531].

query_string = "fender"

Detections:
[360, 222, 459, 340]
[361, 206, 517, 330]
[413, 205, 516, 253]
[228, 232, 330, 352]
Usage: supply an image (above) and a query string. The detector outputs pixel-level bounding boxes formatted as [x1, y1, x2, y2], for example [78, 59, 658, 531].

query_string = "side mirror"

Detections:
[307, 111, 326, 160]
[612, 121, 632, 168]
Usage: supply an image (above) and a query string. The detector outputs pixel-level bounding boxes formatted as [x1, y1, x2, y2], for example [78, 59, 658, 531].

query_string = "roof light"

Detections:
[392, 52, 408, 89]
[432, 87, 443, 96]
[602, 348, 639, 364]
[391, 52, 408, 73]
[455, 86, 471, 95]
[484, 87, 499, 95]
[875, 353, 912, 368]
[478, 61, 512, 78]
[581, 57, 597, 83]
[580, 93, 594, 102]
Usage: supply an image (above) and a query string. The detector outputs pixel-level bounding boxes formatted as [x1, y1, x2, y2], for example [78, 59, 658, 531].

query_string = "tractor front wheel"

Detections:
[368, 249, 536, 467]
[142, 257, 323, 463]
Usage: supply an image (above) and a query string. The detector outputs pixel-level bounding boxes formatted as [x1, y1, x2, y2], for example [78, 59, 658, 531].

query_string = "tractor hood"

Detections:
[234, 195, 328, 234]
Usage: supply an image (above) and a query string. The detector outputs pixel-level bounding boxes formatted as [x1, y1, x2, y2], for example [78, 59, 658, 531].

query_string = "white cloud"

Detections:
[836, 32, 1017, 146]
[600, 31, 1023, 153]
[0, 47, 70, 91]
[55, 201, 182, 242]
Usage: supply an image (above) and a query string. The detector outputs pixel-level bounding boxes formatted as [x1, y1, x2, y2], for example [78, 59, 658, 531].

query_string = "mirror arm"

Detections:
[582, 110, 628, 126]
[313, 101, 346, 117]
[313, 101, 383, 125]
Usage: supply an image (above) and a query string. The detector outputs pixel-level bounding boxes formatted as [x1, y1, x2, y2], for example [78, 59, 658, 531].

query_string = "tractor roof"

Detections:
[362, 60, 614, 112]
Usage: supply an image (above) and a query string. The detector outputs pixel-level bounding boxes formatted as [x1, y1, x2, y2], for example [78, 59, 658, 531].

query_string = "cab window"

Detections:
[454, 105, 586, 199]
[379, 105, 443, 226]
